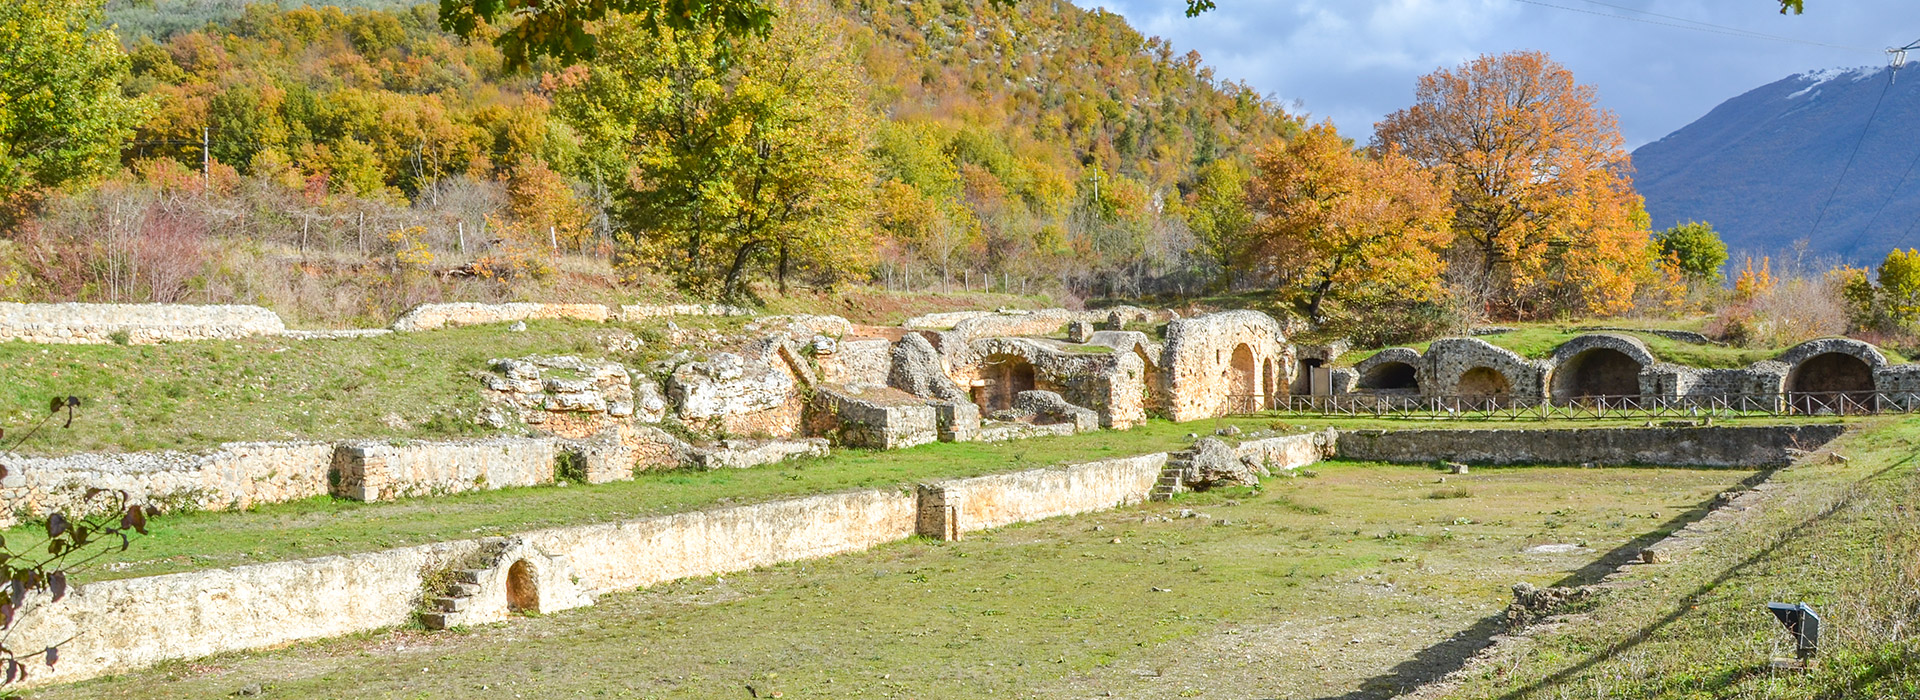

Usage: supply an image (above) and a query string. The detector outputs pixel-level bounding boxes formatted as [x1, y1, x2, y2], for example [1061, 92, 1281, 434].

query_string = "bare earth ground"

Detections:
[29, 462, 1755, 700]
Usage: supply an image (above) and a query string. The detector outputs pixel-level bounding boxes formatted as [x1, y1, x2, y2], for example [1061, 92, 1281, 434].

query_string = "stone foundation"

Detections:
[0, 303, 287, 344]
[1335, 425, 1846, 467]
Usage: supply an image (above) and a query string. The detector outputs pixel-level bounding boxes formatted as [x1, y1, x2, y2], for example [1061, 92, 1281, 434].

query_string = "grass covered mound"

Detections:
[34, 460, 1755, 699]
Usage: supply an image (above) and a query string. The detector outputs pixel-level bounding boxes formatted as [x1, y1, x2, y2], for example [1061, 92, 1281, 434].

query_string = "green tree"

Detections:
[556, 7, 875, 301]
[1881, 248, 1920, 323]
[1182, 158, 1252, 285]
[0, 0, 145, 214]
[1653, 221, 1728, 281]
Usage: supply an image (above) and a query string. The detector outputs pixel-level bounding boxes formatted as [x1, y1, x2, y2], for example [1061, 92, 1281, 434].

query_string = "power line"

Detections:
[1808, 67, 1896, 240]
[1510, 0, 1878, 54]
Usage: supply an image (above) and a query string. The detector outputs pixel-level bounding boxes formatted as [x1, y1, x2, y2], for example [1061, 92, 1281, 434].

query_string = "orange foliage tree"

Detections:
[1245, 122, 1453, 324]
[1374, 51, 1650, 318]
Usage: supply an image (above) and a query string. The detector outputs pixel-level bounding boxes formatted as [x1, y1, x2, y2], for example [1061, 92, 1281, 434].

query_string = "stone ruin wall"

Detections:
[0, 428, 1412, 688]
[0, 442, 335, 523]
[1336, 424, 1847, 467]
[1160, 310, 1293, 421]
[1421, 337, 1547, 400]
[0, 303, 287, 344]
[330, 438, 563, 502]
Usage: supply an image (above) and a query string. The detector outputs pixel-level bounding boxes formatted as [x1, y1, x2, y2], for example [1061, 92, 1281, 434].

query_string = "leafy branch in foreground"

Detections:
[0, 396, 154, 686]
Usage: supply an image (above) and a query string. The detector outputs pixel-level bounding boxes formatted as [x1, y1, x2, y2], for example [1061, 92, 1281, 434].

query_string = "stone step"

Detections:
[420, 612, 451, 630]
[433, 596, 467, 612]
[449, 582, 481, 597]
[454, 569, 487, 584]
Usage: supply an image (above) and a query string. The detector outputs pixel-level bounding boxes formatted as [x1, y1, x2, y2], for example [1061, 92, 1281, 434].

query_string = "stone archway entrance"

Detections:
[506, 560, 538, 612]
[1788, 352, 1875, 413]
[1359, 361, 1419, 391]
[1456, 366, 1512, 403]
[975, 354, 1038, 412]
[1552, 348, 1644, 402]
[1230, 344, 1258, 411]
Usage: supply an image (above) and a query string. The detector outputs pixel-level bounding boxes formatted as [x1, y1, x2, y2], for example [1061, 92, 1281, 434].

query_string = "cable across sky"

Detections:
[1510, 0, 1880, 54]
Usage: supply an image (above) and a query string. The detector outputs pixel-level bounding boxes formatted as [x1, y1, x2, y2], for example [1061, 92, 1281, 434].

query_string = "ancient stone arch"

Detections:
[1457, 367, 1513, 397]
[1787, 352, 1876, 412]
[973, 353, 1037, 412]
[1160, 310, 1291, 421]
[1424, 337, 1545, 401]
[1779, 338, 1886, 413]
[1549, 335, 1655, 401]
[1230, 343, 1258, 400]
[1354, 348, 1423, 392]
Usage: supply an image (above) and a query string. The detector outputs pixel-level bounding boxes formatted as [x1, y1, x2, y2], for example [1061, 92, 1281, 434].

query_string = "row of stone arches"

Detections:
[1347, 336, 1887, 407]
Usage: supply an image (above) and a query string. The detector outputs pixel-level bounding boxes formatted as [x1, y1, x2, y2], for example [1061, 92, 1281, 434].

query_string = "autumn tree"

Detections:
[0, 0, 146, 220]
[556, 4, 874, 301]
[1245, 122, 1453, 325]
[1374, 51, 1650, 318]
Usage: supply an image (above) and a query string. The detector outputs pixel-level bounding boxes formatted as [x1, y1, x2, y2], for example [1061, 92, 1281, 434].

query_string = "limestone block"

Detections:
[391, 303, 613, 331]
[1001, 390, 1098, 433]
[888, 334, 969, 404]
[330, 438, 560, 501]
[668, 353, 797, 420]
[692, 438, 831, 469]
[0, 302, 287, 345]
[811, 385, 940, 450]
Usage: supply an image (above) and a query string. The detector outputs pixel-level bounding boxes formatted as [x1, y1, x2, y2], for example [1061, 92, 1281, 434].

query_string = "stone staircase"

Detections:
[1151, 450, 1193, 502]
[422, 539, 513, 631]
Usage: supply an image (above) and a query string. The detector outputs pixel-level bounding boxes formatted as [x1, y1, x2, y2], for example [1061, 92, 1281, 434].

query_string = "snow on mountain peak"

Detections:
[1787, 66, 1880, 100]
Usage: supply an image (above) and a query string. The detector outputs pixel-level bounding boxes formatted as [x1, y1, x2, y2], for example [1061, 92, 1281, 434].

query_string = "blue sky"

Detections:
[1081, 0, 1920, 148]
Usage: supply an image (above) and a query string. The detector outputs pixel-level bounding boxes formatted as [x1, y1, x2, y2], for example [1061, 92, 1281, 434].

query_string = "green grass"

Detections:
[30, 414, 1831, 585]
[30, 460, 1757, 699]
[1435, 415, 1920, 699]
[45, 415, 1284, 582]
[0, 317, 750, 455]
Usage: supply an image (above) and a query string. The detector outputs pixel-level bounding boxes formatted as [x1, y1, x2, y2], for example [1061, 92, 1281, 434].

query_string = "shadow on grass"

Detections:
[1300, 480, 1737, 700]
[1466, 454, 1916, 700]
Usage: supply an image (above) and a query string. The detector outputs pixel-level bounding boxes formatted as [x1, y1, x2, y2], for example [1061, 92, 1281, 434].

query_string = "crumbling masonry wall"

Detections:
[1160, 310, 1292, 421]
[0, 303, 286, 344]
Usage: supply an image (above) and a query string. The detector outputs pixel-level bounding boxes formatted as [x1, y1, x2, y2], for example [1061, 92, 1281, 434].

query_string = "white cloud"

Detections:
[1080, 0, 1915, 147]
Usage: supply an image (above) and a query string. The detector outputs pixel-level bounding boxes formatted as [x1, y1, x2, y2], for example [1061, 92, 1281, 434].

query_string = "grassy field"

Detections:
[35, 414, 1835, 584]
[30, 460, 1758, 700]
[1428, 415, 1920, 700]
[0, 318, 727, 455]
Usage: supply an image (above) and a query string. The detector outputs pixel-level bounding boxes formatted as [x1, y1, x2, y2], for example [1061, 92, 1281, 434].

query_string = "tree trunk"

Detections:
[777, 239, 789, 295]
[722, 240, 763, 302]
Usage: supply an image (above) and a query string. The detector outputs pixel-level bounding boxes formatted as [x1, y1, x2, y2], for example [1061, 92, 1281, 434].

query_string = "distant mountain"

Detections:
[1632, 65, 1920, 263]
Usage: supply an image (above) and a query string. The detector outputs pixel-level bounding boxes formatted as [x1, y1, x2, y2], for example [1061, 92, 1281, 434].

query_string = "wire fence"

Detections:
[1224, 391, 1918, 420]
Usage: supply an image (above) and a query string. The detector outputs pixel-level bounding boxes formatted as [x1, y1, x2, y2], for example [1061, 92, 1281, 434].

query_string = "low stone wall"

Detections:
[1234, 430, 1337, 470]
[8, 488, 916, 687]
[13, 538, 486, 688]
[330, 438, 561, 501]
[1335, 425, 1847, 468]
[10, 423, 1854, 688]
[389, 303, 614, 331]
[1, 442, 335, 524]
[528, 488, 917, 593]
[619, 303, 754, 321]
[0, 303, 286, 344]
[915, 453, 1166, 538]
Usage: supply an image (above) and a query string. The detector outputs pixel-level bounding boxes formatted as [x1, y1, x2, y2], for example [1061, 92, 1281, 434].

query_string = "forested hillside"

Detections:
[14, 0, 1292, 324]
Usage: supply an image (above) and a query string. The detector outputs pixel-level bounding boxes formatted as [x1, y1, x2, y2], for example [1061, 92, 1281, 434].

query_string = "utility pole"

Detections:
[201, 126, 211, 189]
